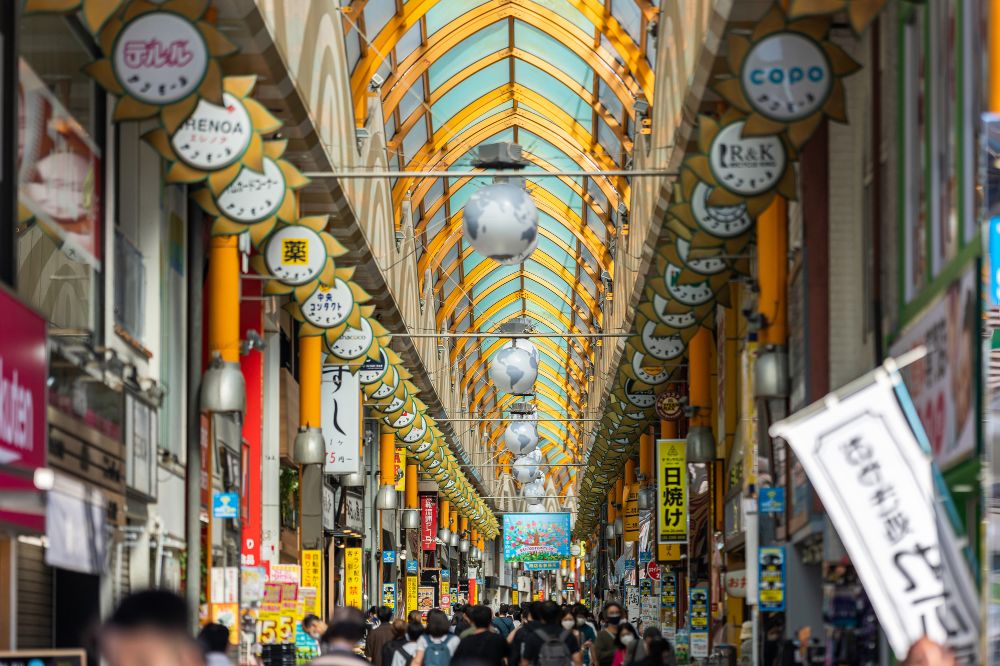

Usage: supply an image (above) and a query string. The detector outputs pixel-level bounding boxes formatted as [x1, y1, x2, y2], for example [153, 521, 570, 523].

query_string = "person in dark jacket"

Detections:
[366, 607, 396, 666]
[382, 620, 409, 666]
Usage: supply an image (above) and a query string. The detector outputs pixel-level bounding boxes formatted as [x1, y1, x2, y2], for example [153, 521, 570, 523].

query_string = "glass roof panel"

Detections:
[477, 301, 523, 329]
[398, 87, 424, 128]
[430, 61, 508, 132]
[536, 211, 576, 247]
[471, 264, 518, 298]
[450, 100, 514, 141]
[513, 21, 593, 91]
[426, 0, 490, 36]
[363, 0, 395, 40]
[529, 0, 593, 34]
[513, 61, 591, 128]
[537, 375, 566, 398]
[596, 116, 622, 164]
[428, 22, 509, 90]
[528, 178, 583, 219]
[610, 0, 643, 46]
[535, 236, 573, 266]
[520, 130, 580, 170]
[395, 21, 423, 64]
[476, 281, 520, 312]
[598, 78, 624, 122]
[402, 119, 428, 164]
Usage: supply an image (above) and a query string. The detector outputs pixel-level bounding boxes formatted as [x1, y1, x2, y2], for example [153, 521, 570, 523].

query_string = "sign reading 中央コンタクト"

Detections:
[770, 367, 979, 662]
[656, 439, 687, 543]
[321, 366, 361, 474]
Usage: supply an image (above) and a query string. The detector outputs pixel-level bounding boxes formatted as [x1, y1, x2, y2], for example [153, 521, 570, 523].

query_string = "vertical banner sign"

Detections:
[394, 450, 406, 491]
[321, 366, 362, 474]
[421, 496, 438, 551]
[625, 585, 640, 619]
[240, 281, 263, 566]
[689, 585, 709, 659]
[624, 484, 639, 541]
[771, 370, 979, 662]
[300, 550, 323, 616]
[656, 440, 687, 543]
[407, 576, 418, 615]
[344, 547, 362, 609]
[758, 546, 786, 612]
[382, 583, 396, 610]
[440, 578, 450, 610]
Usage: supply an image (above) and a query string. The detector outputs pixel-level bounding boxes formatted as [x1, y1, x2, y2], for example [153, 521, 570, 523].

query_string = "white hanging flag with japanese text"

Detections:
[770, 370, 978, 662]
[321, 365, 361, 474]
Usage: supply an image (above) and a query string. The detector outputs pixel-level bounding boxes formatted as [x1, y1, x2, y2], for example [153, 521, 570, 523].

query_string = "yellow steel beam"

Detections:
[352, 0, 645, 123]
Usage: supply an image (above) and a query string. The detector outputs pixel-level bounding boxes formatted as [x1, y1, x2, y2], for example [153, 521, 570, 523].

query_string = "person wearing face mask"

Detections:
[560, 610, 581, 647]
[592, 603, 622, 666]
[572, 606, 596, 666]
[610, 623, 638, 666]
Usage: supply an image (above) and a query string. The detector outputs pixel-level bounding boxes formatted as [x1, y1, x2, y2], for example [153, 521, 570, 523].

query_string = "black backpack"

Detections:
[493, 616, 514, 638]
[534, 629, 572, 666]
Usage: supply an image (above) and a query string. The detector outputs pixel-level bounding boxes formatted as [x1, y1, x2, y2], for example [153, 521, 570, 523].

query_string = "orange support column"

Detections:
[757, 197, 788, 347]
[207, 235, 241, 363]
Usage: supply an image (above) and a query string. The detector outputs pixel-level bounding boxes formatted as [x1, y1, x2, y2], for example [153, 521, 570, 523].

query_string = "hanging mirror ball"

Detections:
[463, 182, 539, 265]
[489, 339, 539, 394]
[504, 420, 539, 456]
[512, 456, 539, 483]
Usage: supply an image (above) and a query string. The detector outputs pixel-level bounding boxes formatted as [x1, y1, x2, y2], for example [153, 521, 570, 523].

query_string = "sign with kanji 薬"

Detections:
[656, 439, 687, 543]
[771, 366, 979, 662]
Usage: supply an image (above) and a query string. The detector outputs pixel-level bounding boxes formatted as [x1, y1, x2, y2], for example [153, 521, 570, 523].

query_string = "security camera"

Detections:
[369, 73, 385, 91]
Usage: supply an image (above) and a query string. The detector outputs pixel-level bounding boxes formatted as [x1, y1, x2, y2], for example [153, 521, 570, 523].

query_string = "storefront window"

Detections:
[16, 12, 104, 332]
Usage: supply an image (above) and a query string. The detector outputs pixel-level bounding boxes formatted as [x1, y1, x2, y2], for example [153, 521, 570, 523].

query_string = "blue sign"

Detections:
[639, 551, 652, 564]
[441, 568, 450, 581]
[406, 558, 418, 574]
[758, 546, 786, 612]
[212, 492, 239, 519]
[990, 216, 1000, 306]
[758, 487, 785, 513]
[624, 559, 636, 570]
[382, 550, 396, 564]
[523, 561, 560, 571]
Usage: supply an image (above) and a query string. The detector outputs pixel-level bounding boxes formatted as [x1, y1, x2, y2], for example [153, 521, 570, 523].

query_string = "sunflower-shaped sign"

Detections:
[193, 139, 309, 241]
[658, 233, 744, 288]
[788, 0, 889, 35]
[620, 344, 681, 388]
[249, 216, 347, 294]
[685, 110, 796, 210]
[86, 0, 236, 131]
[714, 4, 860, 147]
[143, 76, 281, 187]
[667, 170, 755, 249]
[286, 266, 371, 333]
[324, 308, 392, 364]
[24, 0, 124, 34]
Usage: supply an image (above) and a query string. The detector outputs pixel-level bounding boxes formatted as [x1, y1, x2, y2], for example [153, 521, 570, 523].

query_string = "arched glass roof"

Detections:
[343, 0, 659, 494]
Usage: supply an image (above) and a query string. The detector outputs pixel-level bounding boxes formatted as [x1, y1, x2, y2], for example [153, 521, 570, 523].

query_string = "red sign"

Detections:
[421, 495, 437, 551]
[646, 561, 661, 580]
[240, 281, 263, 566]
[0, 287, 47, 532]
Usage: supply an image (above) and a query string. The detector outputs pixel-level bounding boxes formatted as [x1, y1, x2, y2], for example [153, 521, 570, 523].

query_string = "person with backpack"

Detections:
[411, 609, 461, 666]
[518, 600, 582, 666]
[382, 620, 409, 666]
[452, 605, 510, 666]
[391, 621, 426, 666]
[492, 605, 515, 639]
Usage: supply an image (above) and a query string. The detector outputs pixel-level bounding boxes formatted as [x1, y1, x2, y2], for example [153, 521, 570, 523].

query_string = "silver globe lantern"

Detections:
[376, 485, 398, 510]
[605, 523, 615, 539]
[512, 456, 539, 484]
[528, 503, 547, 513]
[462, 182, 539, 265]
[450, 532, 460, 547]
[614, 517, 624, 536]
[504, 420, 539, 456]
[438, 527, 452, 542]
[460, 538, 470, 553]
[523, 480, 545, 505]
[489, 339, 539, 394]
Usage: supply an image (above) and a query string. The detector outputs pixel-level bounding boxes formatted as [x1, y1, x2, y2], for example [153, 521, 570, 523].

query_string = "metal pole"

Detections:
[457, 464, 585, 468]
[185, 208, 205, 633]
[303, 169, 677, 179]
[434, 417, 601, 423]
[389, 332, 630, 339]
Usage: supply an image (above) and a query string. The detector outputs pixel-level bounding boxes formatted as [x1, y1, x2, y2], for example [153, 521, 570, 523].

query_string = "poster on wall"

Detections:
[502, 512, 571, 562]
[758, 547, 786, 612]
[656, 440, 687, 543]
[321, 366, 361, 474]
[18, 61, 102, 267]
[888, 265, 976, 470]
